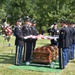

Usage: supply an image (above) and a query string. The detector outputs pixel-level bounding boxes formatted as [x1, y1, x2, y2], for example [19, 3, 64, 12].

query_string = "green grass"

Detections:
[0, 35, 75, 75]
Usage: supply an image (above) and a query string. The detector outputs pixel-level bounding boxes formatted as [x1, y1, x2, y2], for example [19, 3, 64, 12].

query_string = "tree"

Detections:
[1, 0, 75, 32]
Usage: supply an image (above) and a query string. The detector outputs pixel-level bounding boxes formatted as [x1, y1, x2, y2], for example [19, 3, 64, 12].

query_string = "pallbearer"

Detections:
[69, 22, 75, 60]
[22, 17, 33, 65]
[14, 19, 24, 66]
[31, 20, 38, 50]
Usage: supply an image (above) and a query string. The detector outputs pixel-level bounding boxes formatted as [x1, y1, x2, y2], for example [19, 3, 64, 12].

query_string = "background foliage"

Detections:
[0, 0, 75, 32]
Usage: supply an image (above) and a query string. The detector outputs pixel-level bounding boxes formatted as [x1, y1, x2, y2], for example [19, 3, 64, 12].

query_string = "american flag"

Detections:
[24, 35, 59, 40]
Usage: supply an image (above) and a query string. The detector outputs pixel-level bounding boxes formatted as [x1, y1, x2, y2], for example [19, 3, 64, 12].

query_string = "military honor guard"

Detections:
[67, 21, 75, 60]
[71, 22, 75, 60]
[31, 20, 38, 51]
[22, 17, 33, 65]
[14, 19, 24, 66]
[50, 22, 59, 45]
[58, 20, 70, 69]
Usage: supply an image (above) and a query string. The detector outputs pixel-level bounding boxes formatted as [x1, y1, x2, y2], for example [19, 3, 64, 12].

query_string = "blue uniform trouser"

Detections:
[26, 42, 32, 61]
[59, 48, 67, 69]
[72, 44, 75, 59]
[33, 40, 36, 51]
[67, 47, 70, 63]
[15, 45, 23, 64]
[62, 48, 68, 66]
[69, 45, 74, 59]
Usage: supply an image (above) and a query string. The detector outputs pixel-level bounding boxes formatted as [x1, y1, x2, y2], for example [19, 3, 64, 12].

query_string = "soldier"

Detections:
[22, 17, 33, 65]
[31, 20, 38, 50]
[50, 22, 59, 45]
[71, 22, 75, 60]
[72, 22, 75, 59]
[58, 20, 70, 69]
[14, 19, 24, 66]
[67, 21, 74, 60]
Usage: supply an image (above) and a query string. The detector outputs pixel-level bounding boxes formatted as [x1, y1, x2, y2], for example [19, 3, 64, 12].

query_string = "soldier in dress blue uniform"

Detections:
[67, 21, 74, 60]
[58, 20, 70, 69]
[22, 17, 33, 64]
[72, 22, 75, 59]
[31, 20, 38, 50]
[50, 22, 59, 45]
[14, 19, 24, 66]
[71, 22, 75, 60]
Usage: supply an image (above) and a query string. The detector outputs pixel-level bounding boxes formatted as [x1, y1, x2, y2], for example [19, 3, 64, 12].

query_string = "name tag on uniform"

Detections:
[61, 32, 64, 34]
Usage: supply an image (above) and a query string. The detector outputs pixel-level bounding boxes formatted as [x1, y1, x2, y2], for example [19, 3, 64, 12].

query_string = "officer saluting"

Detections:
[50, 22, 59, 45]
[72, 22, 75, 59]
[14, 19, 24, 66]
[67, 21, 74, 60]
[58, 20, 70, 69]
[71, 22, 75, 60]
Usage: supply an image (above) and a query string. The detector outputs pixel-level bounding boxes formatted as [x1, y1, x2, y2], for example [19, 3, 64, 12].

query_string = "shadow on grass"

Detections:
[0, 54, 15, 64]
[70, 60, 75, 63]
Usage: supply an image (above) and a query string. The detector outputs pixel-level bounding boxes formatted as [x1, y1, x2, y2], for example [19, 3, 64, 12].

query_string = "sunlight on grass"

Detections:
[0, 35, 75, 75]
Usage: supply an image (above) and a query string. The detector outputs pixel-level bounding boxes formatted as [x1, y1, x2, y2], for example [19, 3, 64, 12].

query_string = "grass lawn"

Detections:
[0, 35, 75, 75]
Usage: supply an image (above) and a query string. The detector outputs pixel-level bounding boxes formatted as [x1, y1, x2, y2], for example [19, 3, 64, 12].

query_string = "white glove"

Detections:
[54, 38, 57, 41]
[24, 36, 28, 39]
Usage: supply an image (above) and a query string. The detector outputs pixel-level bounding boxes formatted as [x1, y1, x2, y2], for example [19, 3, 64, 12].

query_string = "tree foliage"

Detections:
[0, 0, 75, 31]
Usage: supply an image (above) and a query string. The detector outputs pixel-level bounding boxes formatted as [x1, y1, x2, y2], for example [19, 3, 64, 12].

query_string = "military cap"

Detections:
[54, 22, 57, 25]
[24, 16, 31, 22]
[24, 16, 29, 20]
[66, 20, 71, 24]
[25, 18, 31, 22]
[17, 18, 22, 22]
[2, 18, 6, 23]
[60, 19, 67, 24]
[32, 20, 36, 24]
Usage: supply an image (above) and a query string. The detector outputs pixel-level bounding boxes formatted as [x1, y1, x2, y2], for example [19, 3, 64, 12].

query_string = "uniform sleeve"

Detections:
[58, 29, 66, 48]
[33, 27, 38, 35]
[22, 26, 28, 36]
[14, 27, 24, 39]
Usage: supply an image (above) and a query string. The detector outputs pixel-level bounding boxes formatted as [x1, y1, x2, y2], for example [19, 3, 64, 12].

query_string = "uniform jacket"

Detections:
[68, 27, 73, 45]
[58, 27, 70, 48]
[50, 27, 58, 36]
[22, 24, 32, 42]
[14, 25, 24, 46]
[31, 26, 38, 35]
[72, 27, 75, 44]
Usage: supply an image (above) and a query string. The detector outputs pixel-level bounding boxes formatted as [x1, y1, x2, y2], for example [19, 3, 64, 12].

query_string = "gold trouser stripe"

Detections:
[15, 46, 19, 64]
[30, 43, 33, 60]
[23, 42, 26, 61]
[59, 48, 63, 68]
[60, 48, 63, 68]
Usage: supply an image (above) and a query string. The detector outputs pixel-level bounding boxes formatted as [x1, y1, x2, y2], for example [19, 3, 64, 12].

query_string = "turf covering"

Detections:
[9, 62, 61, 73]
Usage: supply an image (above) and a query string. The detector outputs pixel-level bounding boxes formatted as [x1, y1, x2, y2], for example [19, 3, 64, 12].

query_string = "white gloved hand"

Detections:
[54, 38, 57, 41]
[24, 36, 28, 39]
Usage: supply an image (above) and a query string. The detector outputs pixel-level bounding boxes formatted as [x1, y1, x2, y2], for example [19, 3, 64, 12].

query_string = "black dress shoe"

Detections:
[58, 66, 65, 69]
[16, 63, 20, 66]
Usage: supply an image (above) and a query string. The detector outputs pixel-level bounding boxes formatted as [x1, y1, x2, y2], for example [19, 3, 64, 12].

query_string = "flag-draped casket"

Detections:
[33, 45, 58, 63]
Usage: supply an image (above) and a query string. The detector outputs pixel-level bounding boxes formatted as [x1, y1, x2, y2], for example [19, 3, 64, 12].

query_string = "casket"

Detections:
[33, 45, 58, 63]
[48, 45, 58, 60]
